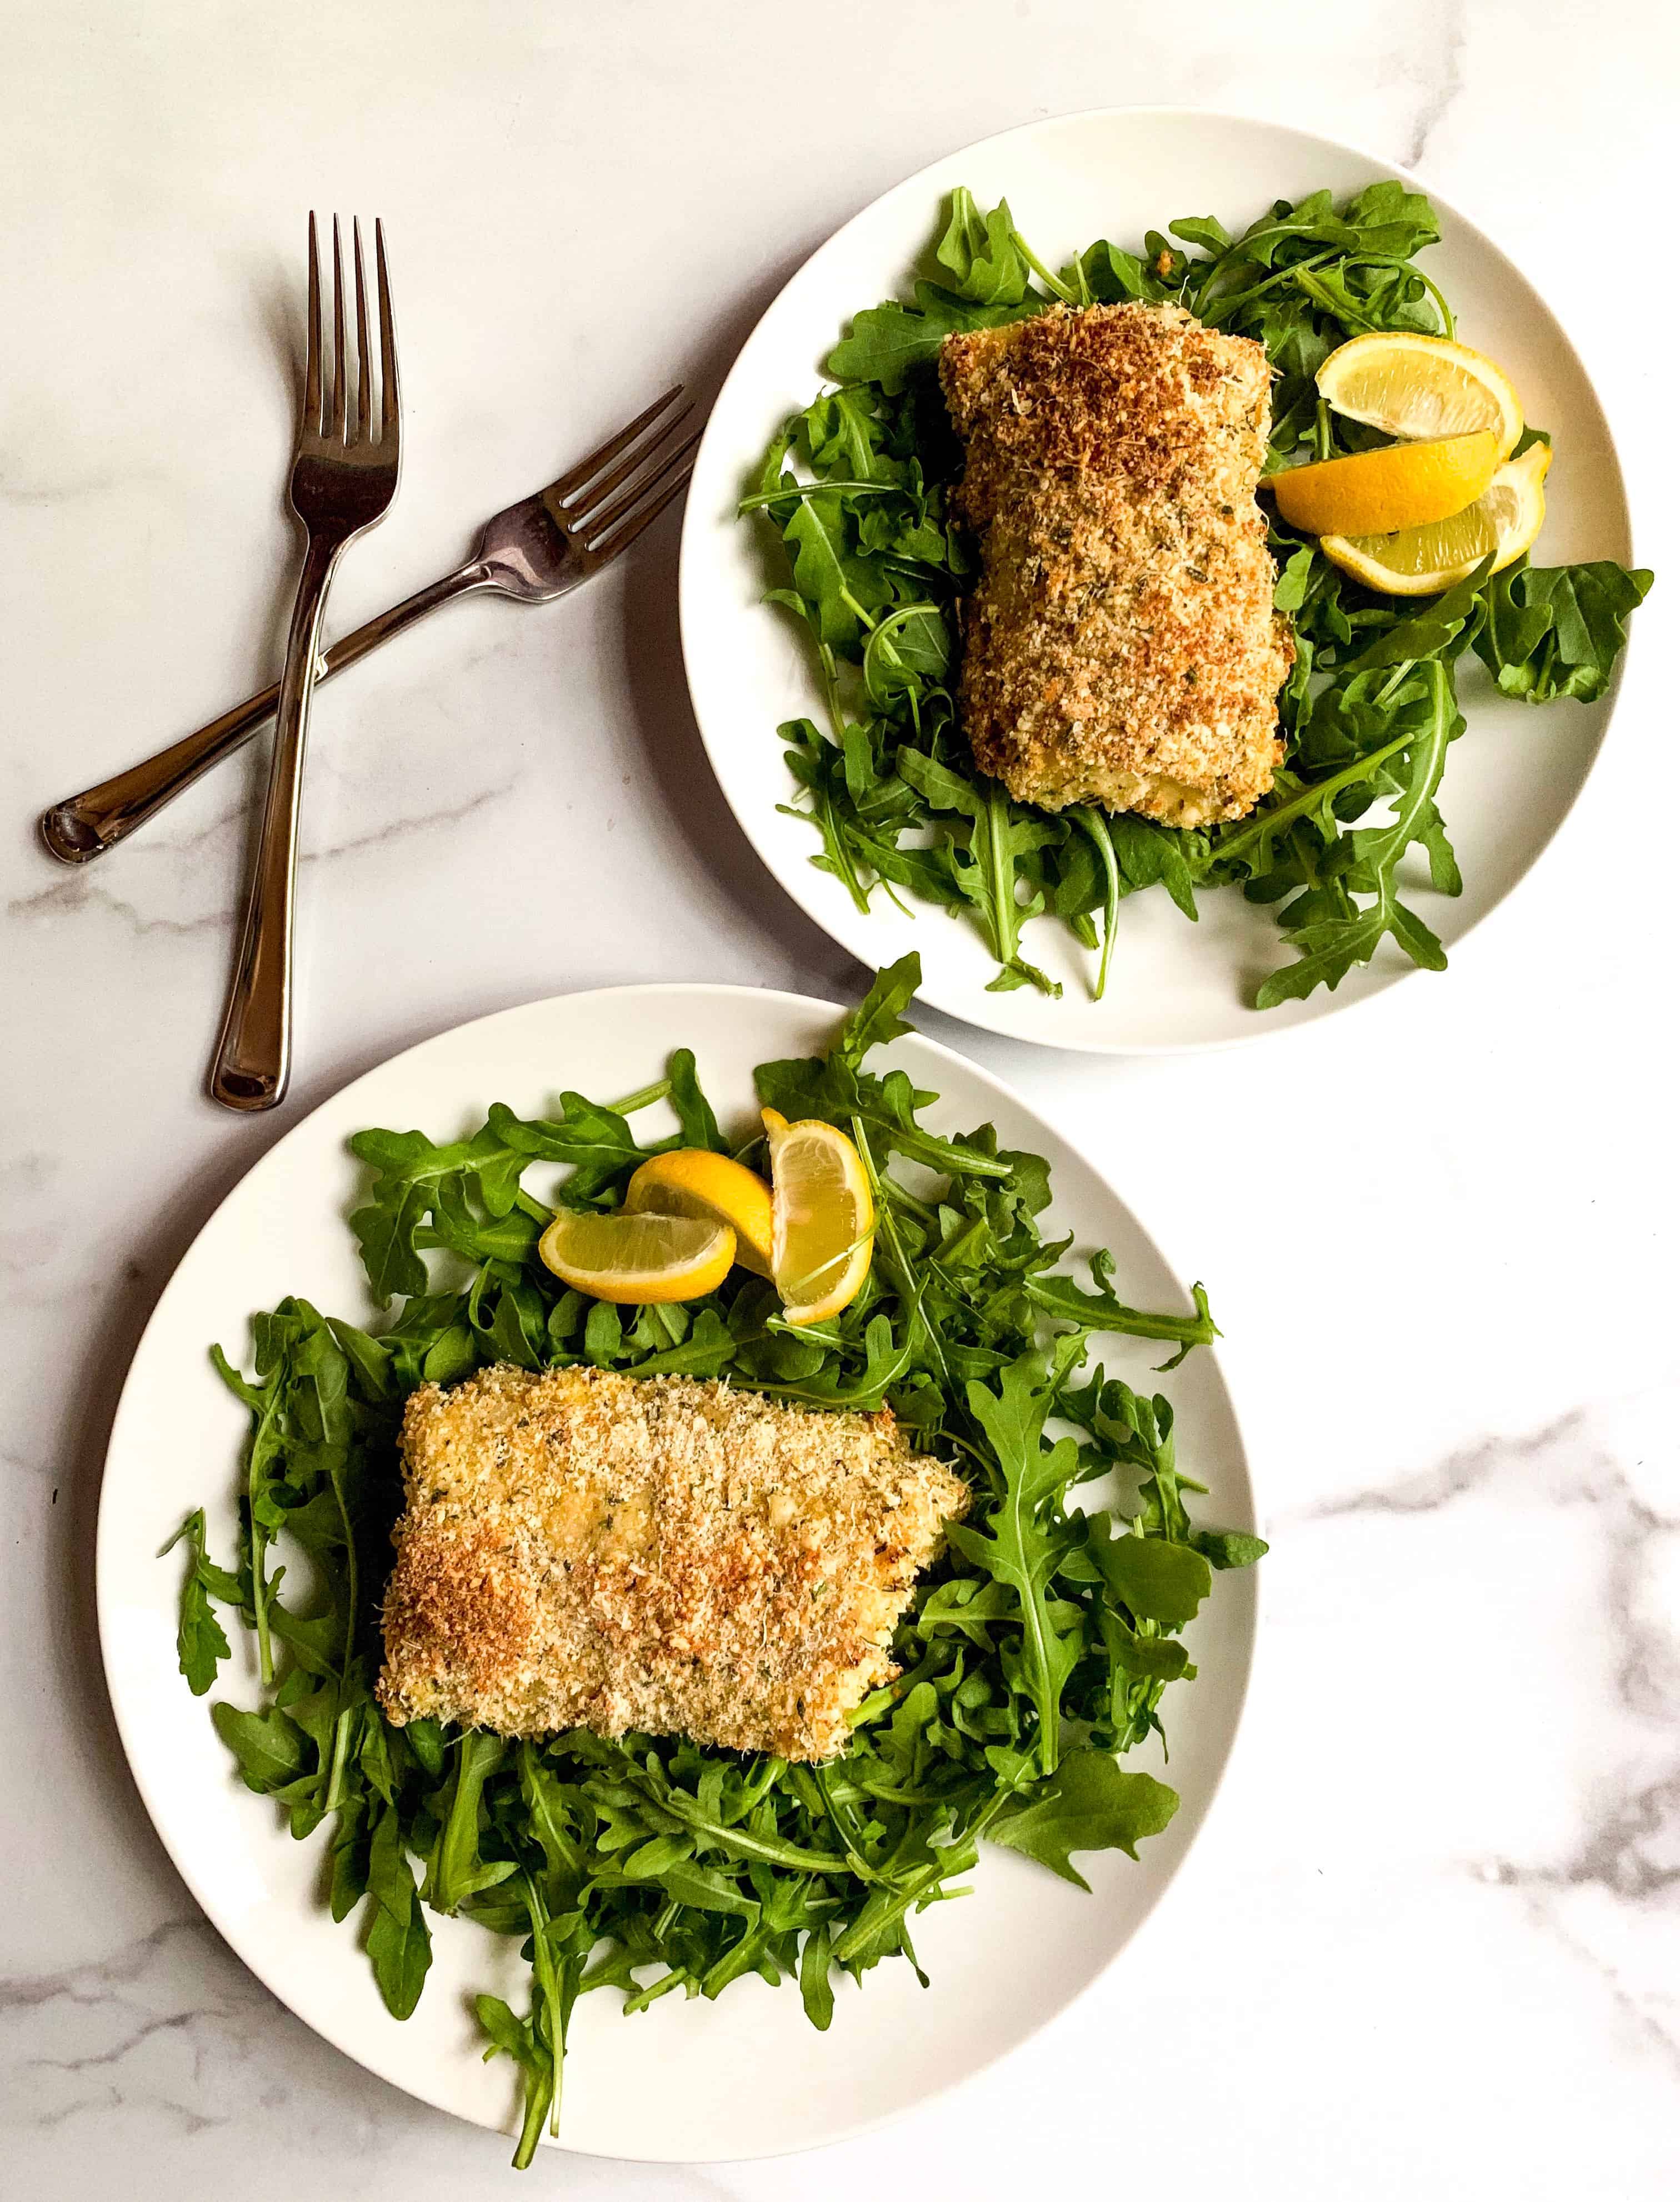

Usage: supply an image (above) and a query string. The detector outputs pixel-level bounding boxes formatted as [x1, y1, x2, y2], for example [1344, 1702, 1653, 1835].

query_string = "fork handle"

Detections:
[38, 560, 489, 864]
[207, 533, 344, 1112]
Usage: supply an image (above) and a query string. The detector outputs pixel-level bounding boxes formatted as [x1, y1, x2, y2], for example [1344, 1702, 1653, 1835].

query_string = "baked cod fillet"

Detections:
[376, 1364, 968, 1762]
[939, 301, 1294, 828]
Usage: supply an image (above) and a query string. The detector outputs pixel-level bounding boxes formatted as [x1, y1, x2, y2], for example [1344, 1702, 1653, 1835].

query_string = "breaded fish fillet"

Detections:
[376, 1364, 968, 1762]
[939, 301, 1293, 828]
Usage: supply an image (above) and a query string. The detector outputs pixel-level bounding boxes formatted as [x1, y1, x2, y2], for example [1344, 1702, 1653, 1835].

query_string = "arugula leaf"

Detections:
[1253, 658, 1462, 1007]
[1100, 1616, 1194, 1682]
[1474, 560, 1653, 703]
[366, 1804, 432, 2020]
[1344, 557, 1492, 671]
[476, 1992, 554, 2165]
[212, 1701, 309, 1791]
[1194, 1529, 1271, 1570]
[348, 1125, 529, 1302]
[779, 485, 896, 650]
[488, 1095, 644, 1195]
[833, 952, 919, 1067]
[948, 1351, 1084, 1774]
[159, 1509, 238, 1694]
[991, 1751, 1181, 1889]
[1086, 1515, 1213, 1628]
[428, 1734, 517, 1911]
[798, 1923, 836, 2029]
[827, 282, 1037, 394]
[666, 1048, 726, 1153]
[936, 188, 1033, 305]
[1024, 1270, 1219, 1360]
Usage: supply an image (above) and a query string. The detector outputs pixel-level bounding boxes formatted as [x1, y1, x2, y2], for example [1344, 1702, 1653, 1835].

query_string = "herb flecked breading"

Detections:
[377, 1365, 969, 1762]
[167, 956, 1257, 2168]
[743, 184, 1650, 1006]
[942, 301, 1293, 828]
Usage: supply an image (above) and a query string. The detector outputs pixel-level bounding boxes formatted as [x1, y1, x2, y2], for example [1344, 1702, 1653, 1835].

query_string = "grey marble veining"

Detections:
[3, 2, 1677, 2196]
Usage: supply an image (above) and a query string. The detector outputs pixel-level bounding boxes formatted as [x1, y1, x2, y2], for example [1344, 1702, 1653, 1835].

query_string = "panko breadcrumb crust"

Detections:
[376, 1365, 969, 1763]
[939, 301, 1294, 827]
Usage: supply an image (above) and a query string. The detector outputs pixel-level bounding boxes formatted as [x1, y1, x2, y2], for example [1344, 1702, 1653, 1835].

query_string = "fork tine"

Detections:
[352, 218, 372, 442]
[577, 429, 701, 545]
[329, 216, 348, 443]
[553, 386, 686, 503]
[564, 401, 694, 520]
[304, 212, 323, 434]
[584, 462, 694, 559]
[375, 219, 399, 443]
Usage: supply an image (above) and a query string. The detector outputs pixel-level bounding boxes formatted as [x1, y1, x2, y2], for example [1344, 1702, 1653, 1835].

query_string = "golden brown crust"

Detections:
[939, 302, 1293, 828]
[376, 1364, 968, 1762]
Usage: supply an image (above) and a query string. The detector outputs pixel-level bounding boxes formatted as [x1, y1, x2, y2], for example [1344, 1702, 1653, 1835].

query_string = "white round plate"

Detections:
[679, 108, 1636, 1052]
[96, 984, 1256, 2163]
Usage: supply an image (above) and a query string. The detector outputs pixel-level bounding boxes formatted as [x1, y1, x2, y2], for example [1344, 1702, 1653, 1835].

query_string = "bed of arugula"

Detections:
[166, 956, 1258, 2166]
[743, 184, 1651, 1005]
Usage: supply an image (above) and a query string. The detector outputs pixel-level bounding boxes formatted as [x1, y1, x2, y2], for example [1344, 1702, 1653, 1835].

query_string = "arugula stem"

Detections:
[1289, 264, 1376, 331]
[849, 1116, 952, 1392]
[764, 1314, 848, 1347]
[1016, 238, 1077, 305]
[1375, 658, 1414, 707]
[931, 1426, 994, 1477]
[862, 601, 945, 703]
[832, 1796, 1009, 1964]
[648, 1784, 852, 1876]
[603, 1077, 670, 1117]
[1414, 264, 1456, 337]
[1198, 246, 1337, 325]
[1213, 725, 1419, 868]
[879, 1180, 941, 1226]
[248, 1442, 275, 1690]
[1023, 1276, 1219, 1351]
[737, 480, 909, 512]
[804, 1765, 889, 1885]
[329, 1460, 358, 1652]
[323, 1705, 354, 1816]
[1360, 659, 1451, 872]
[513, 1871, 561, 2165]
[866, 1118, 1012, 1180]
[1069, 806, 1119, 1002]
[813, 638, 848, 740]
[839, 586, 878, 633]
[818, 783, 873, 913]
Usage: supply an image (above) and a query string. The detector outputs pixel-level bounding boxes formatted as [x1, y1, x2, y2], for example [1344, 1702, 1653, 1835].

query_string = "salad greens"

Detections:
[166, 956, 1256, 2166]
[744, 186, 1651, 1005]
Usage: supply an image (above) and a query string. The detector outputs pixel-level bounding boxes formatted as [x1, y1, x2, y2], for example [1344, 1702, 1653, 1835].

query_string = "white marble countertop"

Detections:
[4, 3, 1677, 2195]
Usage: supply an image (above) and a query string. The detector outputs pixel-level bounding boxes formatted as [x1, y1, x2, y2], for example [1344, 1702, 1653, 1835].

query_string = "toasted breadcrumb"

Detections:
[939, 301, 1294, 828]
[376, 1364, 969, 1763]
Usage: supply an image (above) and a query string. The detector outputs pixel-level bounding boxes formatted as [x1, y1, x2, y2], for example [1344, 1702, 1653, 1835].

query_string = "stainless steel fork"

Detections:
[208, 214, 401, 1112]
[38, 390, 699, 866]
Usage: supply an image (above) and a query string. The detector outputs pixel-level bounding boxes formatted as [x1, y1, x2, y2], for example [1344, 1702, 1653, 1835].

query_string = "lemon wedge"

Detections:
[761, 1109, 874, 1325]
[1319, 440, 1551, 596]
[1271, 431, 1500, 538]
[1317, 332, 1524, 460]
[537, 1209, 736, 1304]
[623, 1150, 774, 1279]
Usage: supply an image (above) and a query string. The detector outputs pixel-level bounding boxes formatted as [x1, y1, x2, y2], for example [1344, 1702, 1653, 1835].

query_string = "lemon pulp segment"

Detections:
[762, 1109, 874, 1326]
[538, 1209, 736, 1304]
